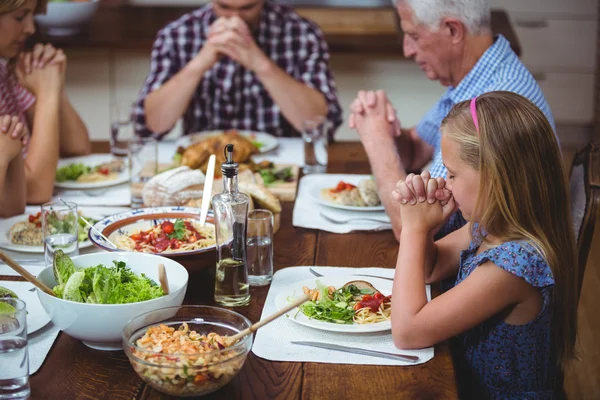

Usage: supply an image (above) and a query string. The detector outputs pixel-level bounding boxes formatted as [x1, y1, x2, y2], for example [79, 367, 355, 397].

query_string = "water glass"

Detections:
[0, 298, 30, 400]
[110, 101, 136, 159]
[42, 200, 79, 267]
[302, 116, 329, 174]
[129, 137, 158, 208]
[246, 209, 274, 286]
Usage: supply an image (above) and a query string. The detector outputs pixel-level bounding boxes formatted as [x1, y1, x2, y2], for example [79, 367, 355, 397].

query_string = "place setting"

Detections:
[252, 266, 433, 366]
[293, 173, 392, 234]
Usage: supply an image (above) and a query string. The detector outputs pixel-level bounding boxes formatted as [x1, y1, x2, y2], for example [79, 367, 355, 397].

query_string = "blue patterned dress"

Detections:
[453, 228, 557, 399]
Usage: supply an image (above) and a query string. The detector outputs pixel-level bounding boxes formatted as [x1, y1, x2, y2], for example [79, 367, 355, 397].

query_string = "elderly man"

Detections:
[349, 0, 554, 240]
[135, 0, 342, 140]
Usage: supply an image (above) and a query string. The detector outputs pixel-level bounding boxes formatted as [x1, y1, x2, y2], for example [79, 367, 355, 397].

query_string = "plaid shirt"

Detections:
[416, 35, 556, 238]
[134, 1, 342, 140]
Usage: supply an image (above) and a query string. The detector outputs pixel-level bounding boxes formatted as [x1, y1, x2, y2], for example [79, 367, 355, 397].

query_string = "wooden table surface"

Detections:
[2, 142, 458, 399]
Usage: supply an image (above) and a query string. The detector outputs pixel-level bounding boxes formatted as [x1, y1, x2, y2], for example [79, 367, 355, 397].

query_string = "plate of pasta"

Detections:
[89, 207, 216, 257]
[274, 276, 393, 333]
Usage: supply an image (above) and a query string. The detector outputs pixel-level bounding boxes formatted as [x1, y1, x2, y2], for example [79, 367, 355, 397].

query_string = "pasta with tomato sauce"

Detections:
[114, 219, 215, 253]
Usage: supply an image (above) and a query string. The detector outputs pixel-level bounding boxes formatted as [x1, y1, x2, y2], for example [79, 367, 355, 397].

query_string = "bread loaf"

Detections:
[143, 166, 205, 207]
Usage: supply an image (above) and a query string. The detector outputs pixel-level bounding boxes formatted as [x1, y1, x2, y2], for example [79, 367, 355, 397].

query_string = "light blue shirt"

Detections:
[417, 34, 556, 180]
[416, 35, 556, 237]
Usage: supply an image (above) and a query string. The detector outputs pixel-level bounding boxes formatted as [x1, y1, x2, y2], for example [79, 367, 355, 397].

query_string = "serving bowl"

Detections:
[89, 207, 217, 270]
[36, 252, 188, 350]
[123, 306, 252, 397]
[35, 0, 100, 37]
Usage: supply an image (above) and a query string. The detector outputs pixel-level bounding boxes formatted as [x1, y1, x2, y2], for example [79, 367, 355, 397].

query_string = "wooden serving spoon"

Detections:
[158, 263, 169, 295]
[225, 294, 310, 346]
[0, 250, 55, 297]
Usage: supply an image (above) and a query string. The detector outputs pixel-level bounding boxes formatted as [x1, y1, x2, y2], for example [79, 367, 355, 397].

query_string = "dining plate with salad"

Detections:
[274, 275, 393, 333]
[0, 211, 99, 253]
[55, 154, 129, 189]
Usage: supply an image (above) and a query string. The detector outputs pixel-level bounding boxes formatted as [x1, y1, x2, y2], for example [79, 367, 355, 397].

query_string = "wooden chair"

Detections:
[569, 141, 600, 299]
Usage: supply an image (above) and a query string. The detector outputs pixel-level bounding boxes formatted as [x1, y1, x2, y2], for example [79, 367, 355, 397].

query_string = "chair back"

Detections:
[569, 141, 600, 298]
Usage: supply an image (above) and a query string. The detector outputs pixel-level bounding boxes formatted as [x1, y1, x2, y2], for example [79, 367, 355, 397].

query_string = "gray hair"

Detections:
[396, 0, 491, 35]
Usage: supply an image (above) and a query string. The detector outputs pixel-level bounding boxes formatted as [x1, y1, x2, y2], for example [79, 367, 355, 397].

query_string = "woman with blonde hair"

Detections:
[390, 91, 577, 398]
[0, 0, 90, 206]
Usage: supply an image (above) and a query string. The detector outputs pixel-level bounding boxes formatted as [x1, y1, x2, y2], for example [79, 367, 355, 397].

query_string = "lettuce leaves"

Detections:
[52, 250, 164, 304]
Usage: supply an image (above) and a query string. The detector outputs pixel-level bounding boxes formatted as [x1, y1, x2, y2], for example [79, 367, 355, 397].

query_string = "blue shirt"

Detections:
[417, 35, 556, 237]
[455, 227, 556, 399]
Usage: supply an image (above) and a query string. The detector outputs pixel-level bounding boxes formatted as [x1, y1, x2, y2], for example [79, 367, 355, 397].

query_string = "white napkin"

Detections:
[293, 174, 392, 233]
[53, 184, 131, 206]
[0, 281, 60, 374]
[252, 266, 434, 366]
[0, 262, 45, 277]
[28, 322, 60, 374]
[251, 138, 304, 165]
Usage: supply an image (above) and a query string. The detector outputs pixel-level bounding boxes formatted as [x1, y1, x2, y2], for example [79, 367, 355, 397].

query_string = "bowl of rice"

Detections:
[123, 305, 252, 397]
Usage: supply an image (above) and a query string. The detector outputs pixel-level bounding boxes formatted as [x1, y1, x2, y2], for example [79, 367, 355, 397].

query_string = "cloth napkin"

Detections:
[252, 266, 434, 366]
[53, 184, 132, 206]
[0, 281, 60, 374]
[252, 138, 304, 166]
[293, 174, 392, 233]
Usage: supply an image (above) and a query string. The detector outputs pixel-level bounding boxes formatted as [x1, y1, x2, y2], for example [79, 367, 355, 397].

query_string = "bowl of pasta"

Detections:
[123, 305, 252, 397]
[89, 207, 217, 269]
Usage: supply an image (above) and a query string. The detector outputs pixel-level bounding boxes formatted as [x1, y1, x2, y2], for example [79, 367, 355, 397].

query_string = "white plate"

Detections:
[274, 275, 392, 333]
[175, 130, 279, 153]
[0, 281, 51, 334]
[309, 175, 384, 211]
[0, 213, 97, 254]
[54, 154, 130, 190]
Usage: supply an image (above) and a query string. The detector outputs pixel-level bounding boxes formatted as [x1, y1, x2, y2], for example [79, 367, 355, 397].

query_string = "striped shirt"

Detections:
[134, 1, 342, 140]
[415, 35, 556, 237]
[0, 59, 35, 127]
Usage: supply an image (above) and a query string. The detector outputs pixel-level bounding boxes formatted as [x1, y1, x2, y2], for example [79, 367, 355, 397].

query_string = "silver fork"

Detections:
[309, 267, 394, 282]
[319, 212, 390, 225]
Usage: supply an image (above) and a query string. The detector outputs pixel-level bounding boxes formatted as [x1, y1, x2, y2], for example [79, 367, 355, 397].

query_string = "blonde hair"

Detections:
[441, 91, 578, 369]
[0, 0, 47, 15]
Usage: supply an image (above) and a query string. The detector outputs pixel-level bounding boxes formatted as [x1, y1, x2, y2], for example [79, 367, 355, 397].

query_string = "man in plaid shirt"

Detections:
[134, 0, 342, 140]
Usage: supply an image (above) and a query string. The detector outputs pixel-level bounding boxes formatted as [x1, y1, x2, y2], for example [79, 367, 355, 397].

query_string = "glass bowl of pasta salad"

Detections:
[123, 305, 252, 397]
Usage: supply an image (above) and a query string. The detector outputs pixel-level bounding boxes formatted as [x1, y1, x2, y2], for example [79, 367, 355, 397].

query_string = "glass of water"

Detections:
[302, 116, 329, 174]
[0, 298, 30, 400]
[110, 101, 136, 159]
[246, 209, 274, 286]
[129, 137, 158, 208]
[42, 201, 79, 267]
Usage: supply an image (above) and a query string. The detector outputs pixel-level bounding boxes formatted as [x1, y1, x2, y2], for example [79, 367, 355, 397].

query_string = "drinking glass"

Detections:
[246, 209, 274, 286]
[0, 298, 30, 400]
[110, 101, 136, 159]
[129, 137, 158, 208]
[302, 116, 329, 174]
[42, 200, 79, 267]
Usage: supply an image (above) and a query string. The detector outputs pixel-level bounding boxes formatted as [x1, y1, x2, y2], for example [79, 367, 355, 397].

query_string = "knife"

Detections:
[199, 154, 216, 227]
[291, 341, 420, 363]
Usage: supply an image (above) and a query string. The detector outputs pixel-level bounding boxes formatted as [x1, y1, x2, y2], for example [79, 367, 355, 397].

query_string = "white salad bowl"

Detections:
[36, 252, 188, 351]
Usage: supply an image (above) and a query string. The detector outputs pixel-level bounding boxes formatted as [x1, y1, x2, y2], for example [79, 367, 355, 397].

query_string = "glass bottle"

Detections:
[212, 144, 251, 306]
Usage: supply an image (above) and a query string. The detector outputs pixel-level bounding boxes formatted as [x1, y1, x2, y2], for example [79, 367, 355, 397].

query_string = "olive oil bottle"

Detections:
[212, 144, 251, 306]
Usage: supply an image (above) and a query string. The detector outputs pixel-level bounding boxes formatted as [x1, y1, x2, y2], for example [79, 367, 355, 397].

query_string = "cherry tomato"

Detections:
[362, 294, 372, 301]
[131, 233, 142, 241]
[98, 167, 109, 175]
[162, 222, 174, 234]
[373, 292, 384, 300]
[353, 302, 363, 311]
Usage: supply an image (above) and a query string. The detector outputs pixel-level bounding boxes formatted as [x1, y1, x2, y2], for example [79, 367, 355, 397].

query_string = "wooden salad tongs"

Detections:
[225, 294, 310, 346]
[0, 250, 56, 297]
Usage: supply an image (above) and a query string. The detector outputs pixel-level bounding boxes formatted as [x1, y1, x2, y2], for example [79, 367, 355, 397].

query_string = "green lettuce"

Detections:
[51, 251, 164, 304]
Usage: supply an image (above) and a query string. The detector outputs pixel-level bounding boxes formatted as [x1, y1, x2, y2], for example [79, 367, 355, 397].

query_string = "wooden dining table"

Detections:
[2, 141, 458, 399]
